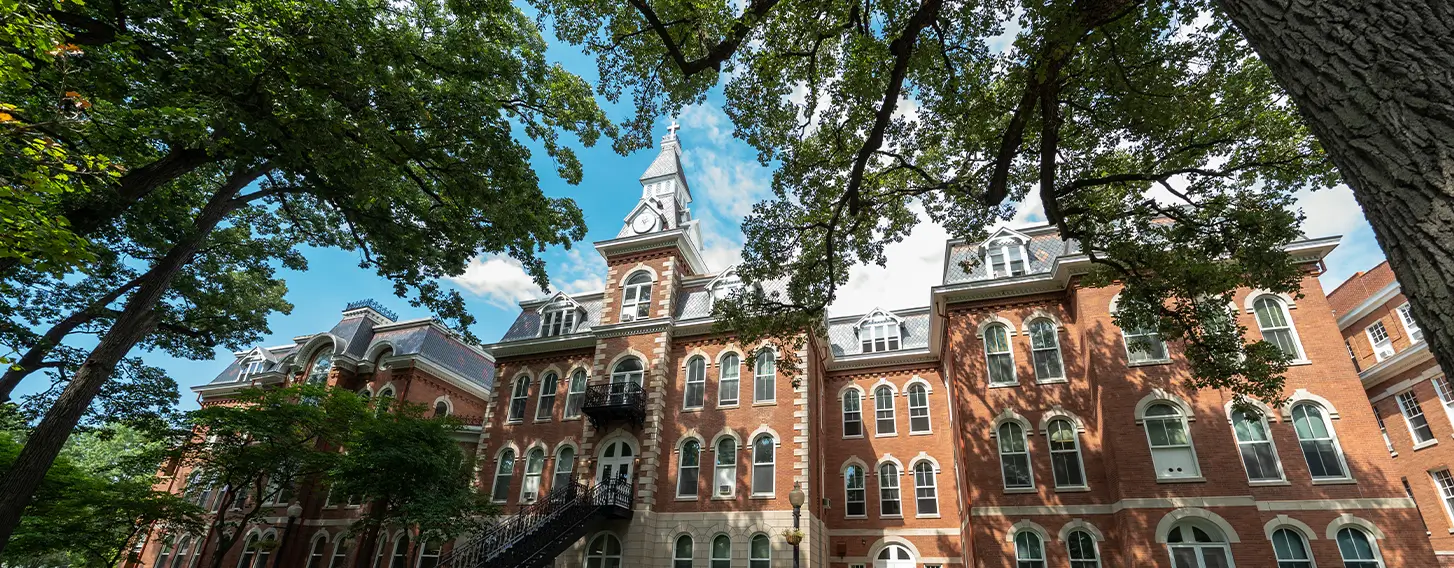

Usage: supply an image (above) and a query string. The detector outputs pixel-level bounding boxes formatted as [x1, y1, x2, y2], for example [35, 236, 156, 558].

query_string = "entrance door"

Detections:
[874, 544, 915, 568]
[596, 440, 634, 484]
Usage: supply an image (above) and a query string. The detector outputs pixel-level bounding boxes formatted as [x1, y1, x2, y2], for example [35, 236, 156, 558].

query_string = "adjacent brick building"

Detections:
[136, 129, 1437, 568]
[1329, 261, 1451, 565]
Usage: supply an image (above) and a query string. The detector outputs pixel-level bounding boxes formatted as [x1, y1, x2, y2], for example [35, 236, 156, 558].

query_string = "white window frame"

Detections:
[1270, 527, 1313, 568]
[1066, 529, 1102, 568]
[507, 377, 529, 422]
[878, 463, 902, 518]
[1230, 410, 1284, 483]
[1047, 419, 1087, 489]
[491, 449, 514, 503]
[416, 539, 441, 568]
[1291, 403, 1350, 481]
[718, 353, 740, 406]
[843, 389, 864, 438]
[305, 349, 332, 385]
[844, 464, 866, 518]
[328, 538, 349, 568]
[1397, 390, 1436, 447]
[710, 535, 731, 568]
[1164, 523, 1234, 568]
[1374, 410, 1397, 456]
[750, 434, 775, 496]
[1251, 295, 1305, 361]
[520, 448, 545, 502]
[860, 317, 901, 353]
[683, 357, 706, 410]
[1433, 376, 1454, 431]
[1143, 404, 1201, 480]
[674, 535, 694, 568]
[1027, 318, 1065, 382]
[1334, 527, 1385, 567]
[540, 308, 577, 337]
[1366, 321, 1394, 361]
[997, 421, 1034, 490]
[1397, 302, 1423, 343]
[1013, 531, 1046, 568]
[907, 384, 931, 434]
[912, 461, 938, 517]
[985, 239, 1028, 277]
[714, 438, 737, 498]
[749, 534, 771, 568]
[1434, 469, 1454, 525]
[874, 385, 896, 436]
[620, 272, 653, 321]
[983, 323, 1016, 385]
[1123, 325, 1170, 365]
[535, 372, 558, 421]
[554, 446, 576, 489]
[564, 370, 587, 419]
[388, 532, 409, 568]
[753, 350, 776, 403]
[677, 439, 701, 498]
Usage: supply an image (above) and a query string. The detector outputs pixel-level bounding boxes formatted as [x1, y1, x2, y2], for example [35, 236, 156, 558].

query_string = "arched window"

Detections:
[554, 446, 576, 488]
[714, 437, 737, 497]
[306, 534, 328, 568]
[749, 534, 770, 568]
[541, 306, 577, 337]
[710, 535, 731, 568]
[359, 388, 372, 404]
[1231, 410, 1282, 482]
[156, 536, 174, 568]
[984, 323, 1015, 385]
[1165, 522, 1232, 568]
[508, 377, 530, 422]
[843, 389, 863, 437]
[491, 449, 515, 502]
[1253, 296, 1302, 359]
[860, 314, 901, 353]
[879, 463, 902, 516]
[844, 464, 866, 517]
[1015, 530, 1046, 568]
[376, 386, 395, 413]
[877, 544, 914, 566]
[329, 539, 351, 568]
[1291, 403, 1348, 480]
[678, 439, 700, 498]
[170, 535, 194, 568]
[521, 448, 545, 502]
[1047, 419, 1086, 489]
[254, 530, 276, 568]
[907, 384, 931, 433]
[913, 461, 938, 516]
[684, 357, 706, 409]
[674, 535, 693, 568]
[1122, 322, 1169, 364]
[719, 353, 741, 406]
[416, 539, 441, 568]
[372, 347, 393, 376]
[236, 532, 261, 568]
[875, 385, 896, 435]
[433, 400, 450, 417]
[565, 370, 587, 418]
[751, 434, 775, 495]
[1271, 527, 1313, 568]
[997, 422, 1033, 489]
[753, 350, 776, 403]
[609, 358, 643, 405]
[1143, 403, 1200, 479]
[1336, 527, 1383, 567]
[621, 272, 653, 321]
[536, 372, 559, 420]
[1027, 319, 1064, 381]
[985, 237, 1027, 277]
[306, 348, 332, 385]
[1066, 530, 1101, 568]
[587, 533, 623, 568]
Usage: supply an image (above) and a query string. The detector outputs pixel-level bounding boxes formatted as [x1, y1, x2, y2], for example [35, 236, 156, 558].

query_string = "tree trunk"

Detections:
[1216, 0, 1454, 380]
[0, 275, 141, 400]
[0, 163, 267, 554]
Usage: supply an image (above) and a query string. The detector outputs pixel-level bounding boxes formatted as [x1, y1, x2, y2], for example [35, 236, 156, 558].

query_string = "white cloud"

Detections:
[447, 255, 545, 309]
[679, 104, 732, 147]
[829, 205, 950, 317]
[1291, 184, 1384, 290]
[553, 247, 608, 294]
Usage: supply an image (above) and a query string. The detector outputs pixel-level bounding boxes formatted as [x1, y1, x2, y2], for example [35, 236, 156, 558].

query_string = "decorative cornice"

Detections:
[593, 228, 709, 275]
[1335, 281, 1400, 330]
[1359, 340, 1435, 388]
[825, 349, 938, 371]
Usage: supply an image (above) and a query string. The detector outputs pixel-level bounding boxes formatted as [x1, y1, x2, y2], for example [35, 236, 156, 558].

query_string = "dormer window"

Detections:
[985, 238, 1027, 277]
[858, 311, 902, 353]
[621, 272, 653, 321]
[541, 308, 576, 337]
[239, 356, 265, 381]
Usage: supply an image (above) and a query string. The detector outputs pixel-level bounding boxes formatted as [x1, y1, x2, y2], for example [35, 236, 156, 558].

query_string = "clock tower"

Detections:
[617, 121, 700, 244]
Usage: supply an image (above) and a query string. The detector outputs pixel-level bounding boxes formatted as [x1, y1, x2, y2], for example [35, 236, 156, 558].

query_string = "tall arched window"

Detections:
[255, 530, 276, 567]
[674, 535, 694, 568]
[329, 538, 350, 568]
[491, 449, 515, 502]
[1166, 522, 1232, 568]
[1291, 403, 1348, 480]
[305, 534, 327, 568]
[536, 372, 558, 420]
[1027, 319, 1064, 381]
[1271, 527, 1313, 568]
[1014, 531, 1046, 568]
[156, 536, 174, 567]
[1231, 410, 1283, 482]
[507, 377, 529, 422]
[714, 438, 737, 497]
[521, 448, 545, 502]
[416, 539, 441, 568]
[1336, 527, 1383, 568]
[609, 358, 643, 405]
[621, 272, 653, 320]
[997, 422, 1033, 489]
[678, 439, 700, 498]
[684, 357, 706, 409]
[1066, 530, 1100, 568]
[170, 535, 194, 568]
[554, 446, 576, 488]
[586, 533, 623, 568]
[844, 464, 866, 517]
[984, 323, 1015, 385]
[565, 370, 587, 418]
[907, 384, 931, 433]
[1143, 404, 1200, 480]
[912, 461, 938, 516]
[875, 385, 896, 435]
[749, 534, 770, 568]
[843, 389, 863, 437]
[751, 434, 775, 495]
[710, 536, 731, 568]
[1047, 419, 1086, 488]
[879, 463, 901, 516]
[753, 350, 776, 403]
[1253, 296, 1303, 359]
[719, 353, 741, 406]
[306, 349, 332, 385]
[236, 532, 261, 568]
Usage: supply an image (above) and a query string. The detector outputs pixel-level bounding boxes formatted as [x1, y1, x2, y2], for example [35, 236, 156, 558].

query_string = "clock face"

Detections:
[632, 213, 658, 234]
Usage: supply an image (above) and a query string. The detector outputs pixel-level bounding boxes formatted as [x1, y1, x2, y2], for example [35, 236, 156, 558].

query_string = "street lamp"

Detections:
[788, 482, 806, 568]
[271, 502, 303, 568]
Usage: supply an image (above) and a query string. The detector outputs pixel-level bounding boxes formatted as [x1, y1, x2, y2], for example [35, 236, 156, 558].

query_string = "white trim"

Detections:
[1280, 389, 1341, 420]
[1134, 389, 1196, 423]
[1325, 514, 1386, 540]
[1335, 281, 1400, 329]
[1004, 520, 1051, 543]
[1263, 515, 1319, 541]
[1038, 406, 1087, 433]
[1155, 507, 1241, 543]
[1058, 519, 1105, 542]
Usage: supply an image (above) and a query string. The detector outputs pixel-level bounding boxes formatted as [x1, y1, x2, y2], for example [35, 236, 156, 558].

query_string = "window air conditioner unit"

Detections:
[523, 491, 536, 501]
[621, 313, 635, 322]
[718, 485, 731, 496]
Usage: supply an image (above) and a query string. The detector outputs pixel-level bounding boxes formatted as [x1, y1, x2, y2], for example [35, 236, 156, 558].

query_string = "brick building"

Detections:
[137, 129, 1437, 568]
[1329, 261, 1452, 565]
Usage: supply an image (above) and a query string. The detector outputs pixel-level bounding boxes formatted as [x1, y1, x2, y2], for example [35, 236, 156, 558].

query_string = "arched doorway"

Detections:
[596, 439, 635, 484]
[874, 544, 915, 568]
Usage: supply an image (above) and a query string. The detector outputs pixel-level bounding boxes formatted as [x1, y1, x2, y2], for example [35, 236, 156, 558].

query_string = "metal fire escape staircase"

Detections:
[436, 479, 634, 568]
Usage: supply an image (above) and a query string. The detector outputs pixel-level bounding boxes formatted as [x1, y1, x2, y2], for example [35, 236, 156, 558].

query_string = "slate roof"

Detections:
[206, 344, 296, 385]
[943, 228, 1081, 285]
[498, 293, 605, 342]
[826, 308, 933, 357]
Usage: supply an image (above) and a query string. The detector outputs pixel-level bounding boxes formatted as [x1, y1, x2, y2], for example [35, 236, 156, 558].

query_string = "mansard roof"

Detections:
[499, 291, 605, 342]
[827, 307, 933, 357]
[943, 225, 1082, 284]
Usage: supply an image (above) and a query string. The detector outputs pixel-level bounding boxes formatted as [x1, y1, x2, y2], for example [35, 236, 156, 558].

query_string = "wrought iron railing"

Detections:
[581, 382, 646, 409]
[436, 479, 633, 568]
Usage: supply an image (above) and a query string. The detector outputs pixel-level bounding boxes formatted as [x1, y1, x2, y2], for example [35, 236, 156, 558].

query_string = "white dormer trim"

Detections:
[534, 291, 586, 314]
[854, 307, 905, 329]
[978, 226, 1032, 250]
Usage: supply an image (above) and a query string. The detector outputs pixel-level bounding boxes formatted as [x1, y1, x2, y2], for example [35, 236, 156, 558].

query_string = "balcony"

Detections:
[581, 383, 645, 429]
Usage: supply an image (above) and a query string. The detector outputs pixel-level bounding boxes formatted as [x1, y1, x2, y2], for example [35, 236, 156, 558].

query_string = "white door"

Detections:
[596, 440, 634, 484]
[874, 544, 915, 568]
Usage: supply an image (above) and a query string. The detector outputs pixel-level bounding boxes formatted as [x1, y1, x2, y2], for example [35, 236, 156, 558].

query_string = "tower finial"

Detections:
[665, 119, 681, 140]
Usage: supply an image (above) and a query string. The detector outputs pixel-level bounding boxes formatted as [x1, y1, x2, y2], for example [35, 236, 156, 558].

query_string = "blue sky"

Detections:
[8, 19, 1389, 413]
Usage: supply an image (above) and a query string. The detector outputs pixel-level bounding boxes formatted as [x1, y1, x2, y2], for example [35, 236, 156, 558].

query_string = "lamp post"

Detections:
[788, 482, 806, 568]
[272, 502, 303, 568]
